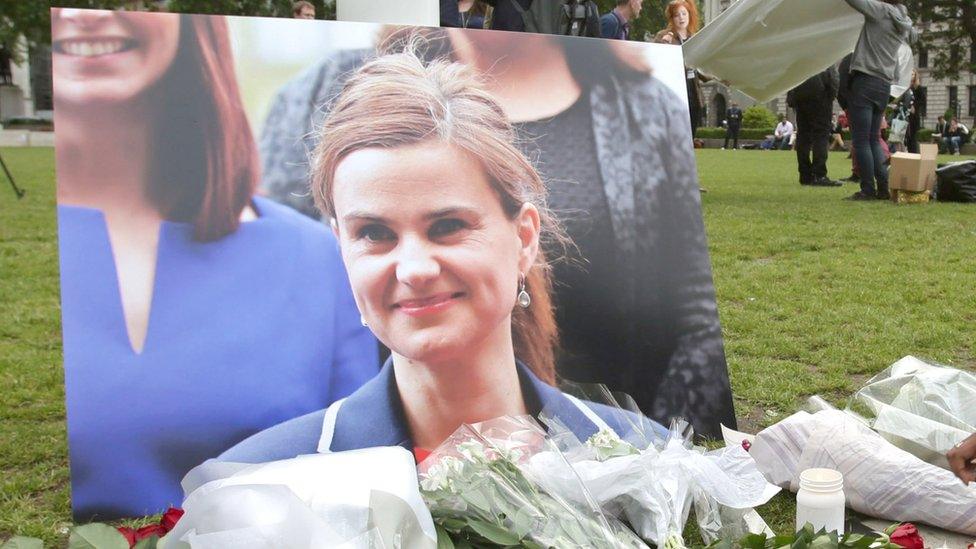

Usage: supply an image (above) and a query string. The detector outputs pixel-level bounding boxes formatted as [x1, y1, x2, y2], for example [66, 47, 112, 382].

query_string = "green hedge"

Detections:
[697, 127, 935, 143]
[697, 127, 774, 140]
[1, 118, 54, 130]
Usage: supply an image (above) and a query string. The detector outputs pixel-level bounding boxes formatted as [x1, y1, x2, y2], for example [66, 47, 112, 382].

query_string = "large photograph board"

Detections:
[52, 9, 733, 519]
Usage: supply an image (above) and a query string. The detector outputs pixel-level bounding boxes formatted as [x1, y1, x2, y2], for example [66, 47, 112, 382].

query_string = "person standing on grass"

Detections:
[904, 69, 924, 153]
[723, 101, 742, 150]
[654, 1, 705, 136]
[841, 0, 913, 201]
[787, 67, 842, 186]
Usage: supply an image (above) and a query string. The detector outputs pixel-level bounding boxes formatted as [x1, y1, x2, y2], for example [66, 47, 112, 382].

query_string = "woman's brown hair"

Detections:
[148, 14, 258, 242]
[311, 49, 563, 384]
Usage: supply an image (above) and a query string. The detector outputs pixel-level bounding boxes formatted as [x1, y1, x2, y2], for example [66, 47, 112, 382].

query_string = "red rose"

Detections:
[889, 523, 924, 549]
[160, 507, 184, 532]
[135, 523, 168, 540]
[117, 526, 137, 546]
[741, 440, 752, 452]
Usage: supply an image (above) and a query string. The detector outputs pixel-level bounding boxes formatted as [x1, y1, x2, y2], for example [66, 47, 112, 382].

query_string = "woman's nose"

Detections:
[395, 239, 440, 287]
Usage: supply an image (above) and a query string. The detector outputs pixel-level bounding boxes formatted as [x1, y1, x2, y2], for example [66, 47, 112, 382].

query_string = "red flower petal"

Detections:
[116, 526, 137, 547]
[135, 523, 167, 540]
[160, 507, 185, 532]
[889, 523, 924, 549]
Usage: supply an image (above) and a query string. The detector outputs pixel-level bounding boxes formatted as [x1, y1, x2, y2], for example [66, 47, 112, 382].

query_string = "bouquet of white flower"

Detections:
[417, 415, 648, 548]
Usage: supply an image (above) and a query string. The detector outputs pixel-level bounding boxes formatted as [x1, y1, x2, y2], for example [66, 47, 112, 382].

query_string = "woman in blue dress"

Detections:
[219, 48, 666, 464]
[51, 9, 378, 519]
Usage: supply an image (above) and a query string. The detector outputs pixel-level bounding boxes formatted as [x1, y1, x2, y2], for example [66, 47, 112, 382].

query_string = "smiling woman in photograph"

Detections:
[51, 9, 377, 519]
[260, 28, 735, 438]
[220, 49, 666, 461]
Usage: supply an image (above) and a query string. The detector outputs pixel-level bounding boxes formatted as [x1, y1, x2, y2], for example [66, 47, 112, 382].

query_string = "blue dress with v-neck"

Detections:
[57, 196, 378, 520]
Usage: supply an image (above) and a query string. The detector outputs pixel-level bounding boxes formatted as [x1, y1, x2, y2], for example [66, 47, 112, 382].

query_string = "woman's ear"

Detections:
[515, 203, 542, 273]
[330, 218, 340, 239]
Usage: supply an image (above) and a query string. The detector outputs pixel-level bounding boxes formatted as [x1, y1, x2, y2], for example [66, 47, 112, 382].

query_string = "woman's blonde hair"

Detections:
[311, 48, 563, 384]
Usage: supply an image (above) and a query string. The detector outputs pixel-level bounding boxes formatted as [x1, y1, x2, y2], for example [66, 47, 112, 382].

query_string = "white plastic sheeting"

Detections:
[683, 0, 910, 102]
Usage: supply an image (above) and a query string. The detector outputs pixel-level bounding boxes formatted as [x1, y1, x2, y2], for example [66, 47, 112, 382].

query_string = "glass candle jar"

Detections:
[796, 468, 845, 534]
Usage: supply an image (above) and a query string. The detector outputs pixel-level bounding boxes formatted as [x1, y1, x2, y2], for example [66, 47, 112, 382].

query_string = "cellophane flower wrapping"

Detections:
[537, 383, 779, 547]
[849, 355, 976, 469]
[417, 415, 649, 548]
[160, 447, 437, 549]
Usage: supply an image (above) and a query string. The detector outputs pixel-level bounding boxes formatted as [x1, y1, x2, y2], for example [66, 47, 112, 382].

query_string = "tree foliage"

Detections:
[903, 0, 975, 79]
[1, 1, 128, 63]
[165, 0, 334, 19]
[0, 0, 335, 65]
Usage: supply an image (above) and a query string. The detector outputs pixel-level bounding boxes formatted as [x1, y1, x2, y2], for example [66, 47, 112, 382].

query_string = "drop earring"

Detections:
[361, 315, 368, 327]
[517, 273, 531, 309]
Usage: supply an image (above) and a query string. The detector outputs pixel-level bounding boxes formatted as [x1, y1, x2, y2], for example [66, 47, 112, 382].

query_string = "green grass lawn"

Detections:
[1, 147, 974, 546]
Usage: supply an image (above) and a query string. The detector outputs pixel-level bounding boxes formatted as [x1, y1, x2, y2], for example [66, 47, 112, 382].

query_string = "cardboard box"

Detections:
[889, 144, 938, 192]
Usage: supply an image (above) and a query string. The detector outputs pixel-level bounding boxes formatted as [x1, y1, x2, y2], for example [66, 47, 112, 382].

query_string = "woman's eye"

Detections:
[358, 224, 395, 243]
[429, 218, 467, 238]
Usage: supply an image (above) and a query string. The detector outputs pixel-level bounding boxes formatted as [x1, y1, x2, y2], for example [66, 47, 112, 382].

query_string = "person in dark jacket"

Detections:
[486, 0, 600, 36]
[600, 0, 642, 40]
[787, 67, 842, 186]
[904, 69, 924, 153]
[723, 102, 742, 149]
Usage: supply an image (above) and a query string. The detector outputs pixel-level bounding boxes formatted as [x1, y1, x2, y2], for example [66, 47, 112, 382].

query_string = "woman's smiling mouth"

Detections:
[54, 38, 137, 57]
[394, 293, 464, 316]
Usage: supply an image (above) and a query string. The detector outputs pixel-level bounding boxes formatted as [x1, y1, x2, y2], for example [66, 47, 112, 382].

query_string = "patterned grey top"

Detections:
[257, 48, 735, 436]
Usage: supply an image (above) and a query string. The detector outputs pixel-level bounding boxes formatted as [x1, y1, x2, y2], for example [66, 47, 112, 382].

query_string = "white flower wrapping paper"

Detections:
[750, 409, 976, 536]
[160, 447, 437, 549]
[533, 419, 779, 545]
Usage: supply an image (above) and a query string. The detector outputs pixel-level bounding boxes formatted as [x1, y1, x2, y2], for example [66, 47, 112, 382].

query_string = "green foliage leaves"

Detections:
[0, 537, 44, 549]
[704, 523, 907, 549]
[742, 105, 779, 129]
[165, 0, 334, 19]
[902, 0, 975, 80]
[67, 523, 129, 549]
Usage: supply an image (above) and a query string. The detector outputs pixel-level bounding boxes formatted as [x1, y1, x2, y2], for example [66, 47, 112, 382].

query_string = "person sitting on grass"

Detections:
[772, 115, 794, 150]
[942, 118, 970, 156]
